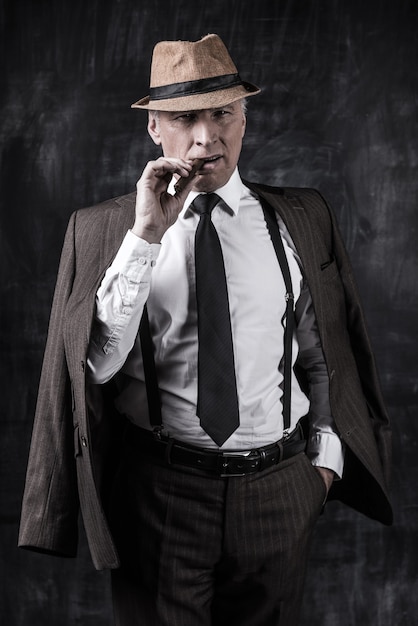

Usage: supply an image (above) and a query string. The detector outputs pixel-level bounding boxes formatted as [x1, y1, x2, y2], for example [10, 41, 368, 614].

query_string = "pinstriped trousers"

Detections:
[110, 442, 326, 626]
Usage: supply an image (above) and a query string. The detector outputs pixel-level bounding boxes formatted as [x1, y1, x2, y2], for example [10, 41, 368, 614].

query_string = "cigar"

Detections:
[174, 158, 205, 193]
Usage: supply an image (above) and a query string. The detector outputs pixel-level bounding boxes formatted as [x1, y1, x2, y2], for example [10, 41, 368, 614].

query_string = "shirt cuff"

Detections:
[109, 230, 160, 282]
[306, 432, 345, 479]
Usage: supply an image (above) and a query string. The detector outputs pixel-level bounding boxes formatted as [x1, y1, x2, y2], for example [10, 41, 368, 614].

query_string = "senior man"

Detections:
[19, 34, 392, 626]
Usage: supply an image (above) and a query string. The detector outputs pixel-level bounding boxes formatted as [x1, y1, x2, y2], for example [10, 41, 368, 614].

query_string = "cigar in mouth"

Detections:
[174, 159, 205, 193]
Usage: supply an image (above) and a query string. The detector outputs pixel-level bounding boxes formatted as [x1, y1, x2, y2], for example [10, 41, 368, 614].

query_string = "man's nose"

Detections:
[194, 120, 217, 147]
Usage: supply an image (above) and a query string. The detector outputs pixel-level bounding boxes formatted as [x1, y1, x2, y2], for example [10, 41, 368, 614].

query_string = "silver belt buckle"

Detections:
[219, 450, 254, 477]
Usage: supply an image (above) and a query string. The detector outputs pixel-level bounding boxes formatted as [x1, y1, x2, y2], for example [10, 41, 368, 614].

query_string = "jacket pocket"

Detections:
[320, 257, 339, 283]
[74, 424, 81, 458]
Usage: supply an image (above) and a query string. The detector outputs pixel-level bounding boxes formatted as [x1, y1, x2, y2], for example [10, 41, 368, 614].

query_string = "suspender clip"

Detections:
[153, 425, 164, 441]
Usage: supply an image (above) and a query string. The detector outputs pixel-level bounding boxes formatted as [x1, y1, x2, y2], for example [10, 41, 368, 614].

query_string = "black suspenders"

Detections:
[139, 195, 295, 437]
[259, 197, 295, 435]
[138, 304, 162, 432]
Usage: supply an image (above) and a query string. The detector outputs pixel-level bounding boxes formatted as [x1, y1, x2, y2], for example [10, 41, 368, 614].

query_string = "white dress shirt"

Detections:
[87, 169, 344, 477]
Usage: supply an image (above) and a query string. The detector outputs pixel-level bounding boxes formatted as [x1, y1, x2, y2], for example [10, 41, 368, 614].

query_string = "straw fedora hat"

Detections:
[131, 34, 261, 112]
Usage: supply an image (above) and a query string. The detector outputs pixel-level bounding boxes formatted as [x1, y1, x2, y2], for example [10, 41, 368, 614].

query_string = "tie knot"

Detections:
[192, 193, 220, 216]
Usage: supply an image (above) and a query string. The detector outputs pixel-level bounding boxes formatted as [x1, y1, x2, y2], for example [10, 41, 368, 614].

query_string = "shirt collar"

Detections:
[168, 168, 248, 218]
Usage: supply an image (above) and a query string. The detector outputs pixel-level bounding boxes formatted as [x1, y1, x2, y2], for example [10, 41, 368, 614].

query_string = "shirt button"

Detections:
[151, 260, 156, 267]
[138, 257, 147, 265]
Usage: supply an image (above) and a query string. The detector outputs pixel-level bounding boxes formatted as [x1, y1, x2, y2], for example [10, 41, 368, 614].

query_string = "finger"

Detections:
[149, 157, 192, 181]
[174, 158, 205, 195]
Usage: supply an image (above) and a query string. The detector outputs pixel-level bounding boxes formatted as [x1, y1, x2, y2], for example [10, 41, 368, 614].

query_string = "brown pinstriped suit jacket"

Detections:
[18, 182, 393, 570]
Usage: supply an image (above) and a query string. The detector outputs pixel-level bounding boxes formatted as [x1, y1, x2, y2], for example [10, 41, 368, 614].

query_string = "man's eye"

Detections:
[176, 113, 195, 122]
[214, 109, 230, 118]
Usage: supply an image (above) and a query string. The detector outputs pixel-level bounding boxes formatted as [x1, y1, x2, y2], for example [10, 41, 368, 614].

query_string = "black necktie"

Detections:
[193, 193, 240, 446]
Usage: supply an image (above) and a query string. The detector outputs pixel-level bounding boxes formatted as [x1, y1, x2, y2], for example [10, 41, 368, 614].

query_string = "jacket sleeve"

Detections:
[317, 190, 392, 491]
[18, 212, 80, 557]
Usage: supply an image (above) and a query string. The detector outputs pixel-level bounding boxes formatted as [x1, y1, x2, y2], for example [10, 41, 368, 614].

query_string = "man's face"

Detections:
[148, 100, 246, 192]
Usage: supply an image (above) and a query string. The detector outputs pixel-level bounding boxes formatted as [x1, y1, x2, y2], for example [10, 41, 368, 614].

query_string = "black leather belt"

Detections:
[128, 423, 307, 477]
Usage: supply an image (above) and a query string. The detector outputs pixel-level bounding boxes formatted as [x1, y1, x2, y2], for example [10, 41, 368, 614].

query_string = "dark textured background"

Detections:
[1, 0, 417, 624]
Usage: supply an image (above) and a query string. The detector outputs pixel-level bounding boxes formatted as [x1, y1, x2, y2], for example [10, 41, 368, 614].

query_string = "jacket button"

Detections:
[81, 436, 88, 447]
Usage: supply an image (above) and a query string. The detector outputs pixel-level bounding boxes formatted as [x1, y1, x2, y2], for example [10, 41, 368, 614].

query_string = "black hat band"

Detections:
[149, 73, 243, 101]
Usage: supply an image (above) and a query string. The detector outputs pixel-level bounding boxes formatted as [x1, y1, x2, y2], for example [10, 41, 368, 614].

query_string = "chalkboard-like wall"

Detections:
[1, 1, 417, 624]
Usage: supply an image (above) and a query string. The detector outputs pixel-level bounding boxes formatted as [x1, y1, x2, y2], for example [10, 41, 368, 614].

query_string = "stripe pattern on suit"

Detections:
[18, 182, 392, 572]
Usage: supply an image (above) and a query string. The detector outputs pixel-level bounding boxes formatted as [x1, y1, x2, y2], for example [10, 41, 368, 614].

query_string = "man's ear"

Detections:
[241, 112, 247, 138]
[148, 113, 161, 145]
